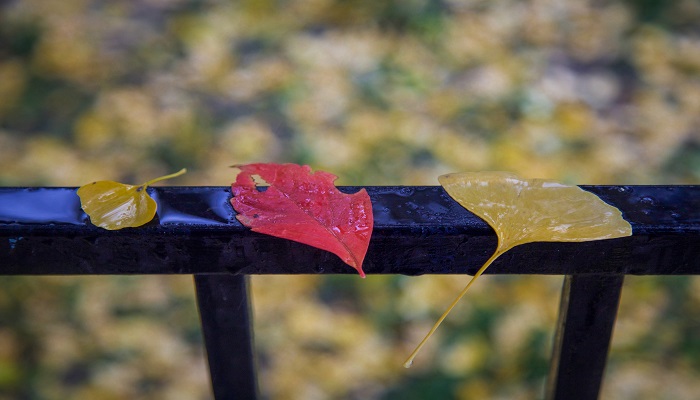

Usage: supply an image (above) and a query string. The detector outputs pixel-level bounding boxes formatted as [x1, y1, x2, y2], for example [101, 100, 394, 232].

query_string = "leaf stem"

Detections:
[141, 168, 187, 189]
[403, 244, 510, 368]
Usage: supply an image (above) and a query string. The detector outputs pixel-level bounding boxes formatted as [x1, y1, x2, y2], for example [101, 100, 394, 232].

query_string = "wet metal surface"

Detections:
[195, 274, 258, 400]
[1, 185, 699, 275]
[546, 274, 624, 400]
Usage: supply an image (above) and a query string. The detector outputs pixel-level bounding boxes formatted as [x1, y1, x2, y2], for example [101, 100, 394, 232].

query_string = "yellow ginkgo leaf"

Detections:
[404, 171, 632, 367]
[77, 169, 186, 230]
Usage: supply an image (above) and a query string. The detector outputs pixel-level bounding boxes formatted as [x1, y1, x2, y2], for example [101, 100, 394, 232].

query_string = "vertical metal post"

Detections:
[195, 273, 258, 400]
[546, 274, 624, 400]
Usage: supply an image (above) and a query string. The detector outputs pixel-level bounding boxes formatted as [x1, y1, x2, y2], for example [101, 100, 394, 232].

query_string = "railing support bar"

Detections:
[195, 273, 259, 400]
[546, 274, 624, 400]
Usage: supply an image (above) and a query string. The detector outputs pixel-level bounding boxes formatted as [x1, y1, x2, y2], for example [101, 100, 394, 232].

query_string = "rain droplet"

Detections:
[639, 196, 656, 206]
[399, 187, 414, 197]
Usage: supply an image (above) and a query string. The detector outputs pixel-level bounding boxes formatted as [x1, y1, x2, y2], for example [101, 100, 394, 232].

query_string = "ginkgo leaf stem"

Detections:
[141, 168, 187, 189]
[403, 243, 512, 368]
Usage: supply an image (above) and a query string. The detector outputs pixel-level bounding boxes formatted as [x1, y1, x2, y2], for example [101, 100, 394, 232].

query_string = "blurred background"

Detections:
[1, 0, 699, 399]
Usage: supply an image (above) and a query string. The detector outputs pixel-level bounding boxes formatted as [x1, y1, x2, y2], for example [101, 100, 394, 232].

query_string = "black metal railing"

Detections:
[2, 186, 699, 399]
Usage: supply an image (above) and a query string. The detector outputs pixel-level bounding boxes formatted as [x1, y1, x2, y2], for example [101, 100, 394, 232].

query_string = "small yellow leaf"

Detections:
[404, 171, 632, 367]
[78, 169, 186, 230]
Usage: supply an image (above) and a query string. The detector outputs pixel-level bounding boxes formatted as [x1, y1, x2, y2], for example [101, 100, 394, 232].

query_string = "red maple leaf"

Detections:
[230, 163, 373, 277]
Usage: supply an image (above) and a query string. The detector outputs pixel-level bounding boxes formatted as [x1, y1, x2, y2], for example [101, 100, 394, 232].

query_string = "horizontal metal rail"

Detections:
[1, 186, 699, 276]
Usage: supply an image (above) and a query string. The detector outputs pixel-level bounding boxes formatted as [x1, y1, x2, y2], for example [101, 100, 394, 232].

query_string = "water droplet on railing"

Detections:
[639, 196, 656, 206]
[399, 187, 414, 197]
